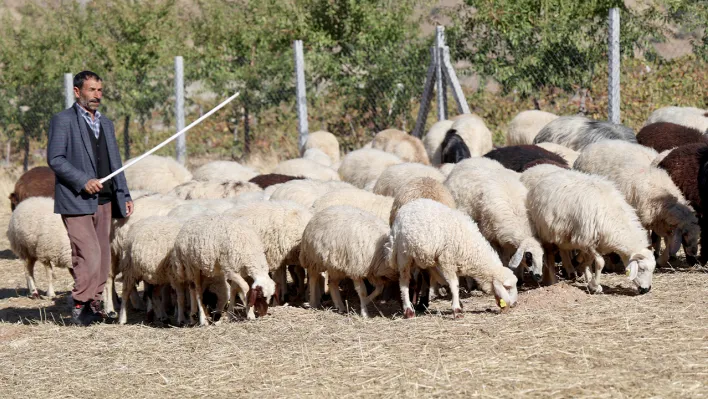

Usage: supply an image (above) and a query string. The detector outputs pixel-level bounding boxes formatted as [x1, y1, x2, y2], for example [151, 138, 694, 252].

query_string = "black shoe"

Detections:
[70, 300, 103, 326]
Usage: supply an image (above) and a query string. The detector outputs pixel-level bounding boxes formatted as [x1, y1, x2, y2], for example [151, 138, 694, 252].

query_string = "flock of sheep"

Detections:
[6, 105, 708, 326]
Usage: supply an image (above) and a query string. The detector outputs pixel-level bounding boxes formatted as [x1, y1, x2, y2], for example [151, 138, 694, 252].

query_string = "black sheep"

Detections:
[637, 122, 708, 153]
[483, 144, 568, 172]
[440, 130, 471, 164]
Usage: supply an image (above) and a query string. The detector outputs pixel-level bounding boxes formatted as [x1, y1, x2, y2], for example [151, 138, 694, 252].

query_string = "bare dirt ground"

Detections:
[0, 209, 706, 398]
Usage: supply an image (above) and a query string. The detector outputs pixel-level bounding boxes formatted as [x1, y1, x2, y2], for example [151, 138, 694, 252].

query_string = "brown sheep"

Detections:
[248, 173, 304, 189]
[10, 167, 55, 211]
[637, 122, 708, 153]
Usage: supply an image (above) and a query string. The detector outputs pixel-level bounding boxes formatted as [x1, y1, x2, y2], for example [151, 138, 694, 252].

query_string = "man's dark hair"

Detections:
[73, 71, 102, 89]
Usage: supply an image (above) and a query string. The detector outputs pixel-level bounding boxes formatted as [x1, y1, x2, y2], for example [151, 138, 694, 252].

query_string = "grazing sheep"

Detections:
[118, 216, 185, 325]
[574, 140, 699, 266]
[167, 180, 263, 200]
[272, 158, 340, 181]
[249, 173, 304, 189]
[526, 168, 656, 294]
[7, 197, 71, 298]
[388, 177, 455, 226]
[440, 130, 471, 164]
[423, 120, 455, 165]
[302, 148, 332, 167]
[483, 145, 568, 172]
[192, 161, 258, 182]
[535, 142, 580, 165]
[172, 214, 276, 326]
[506, 110, 559, 145]
[223, 200, 313, 302]
[445, 161, 544, 281]
[338, 148, 403, 189]
[105, 193, 185, 317]
[372, 163, 445, 198]
[644, 106, 708, 133]
[371, 129, 430, 165]
[9, 166, 55, 211]
[313, 188, 394, 222]
[389, 199, 518, 318]
[446, 114, 494, 157]
[268, 179, 355, 208]
[301, 130, 340, 163]
[533, 116, 636, 151]
[657, 143, 708, 263]
[123, 155, 192, 194]
[637, 122, 708, 153]
[299, 206, 395, 317]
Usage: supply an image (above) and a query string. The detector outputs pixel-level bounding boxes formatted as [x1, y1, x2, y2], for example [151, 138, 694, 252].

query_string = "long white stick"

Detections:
[100, 92, 240, 183]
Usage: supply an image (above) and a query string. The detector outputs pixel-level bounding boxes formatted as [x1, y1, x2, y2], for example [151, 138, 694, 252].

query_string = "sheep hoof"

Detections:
[106, 310, 118, 319]
[453, 308, 464, 319]
[30, 292, 40, 300]
[404, 308, 415, 319]
[145, 309, 155, 323]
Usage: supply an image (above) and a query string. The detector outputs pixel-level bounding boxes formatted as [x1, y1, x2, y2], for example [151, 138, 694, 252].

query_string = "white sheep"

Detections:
[268, 179, 355, 208]
[644, 106, 708, 133]
[123, 155, 192, 194]
[167, 179, 263, 200]
[445, 160, 544, 281]
[423, 120, 455, 165]
[447, 114, 494, 157]
[370, 129, 430, 165]
[192, 161, 258, 182]
[338, 148, 403, 189]
[301, 130, 341, 163]
[573, 140, 699, 266]
[172, 214, 276, 326]
[6, 197, 71, 298]
[302, 147, 332, 167]
[534, 142, 580, 165]
[372, 163, 445, 198]
[506, 110, 559, 145]
[313, 188, 394, 222]
[272, 158, 340, 181]
[526, 168, 656, 294]
[533, 115, 636, 151]
[299, 205, 395, 317]
[389, 199, 518, 318]
[117, 216, 185, 325]
[223, 200, 313, 302]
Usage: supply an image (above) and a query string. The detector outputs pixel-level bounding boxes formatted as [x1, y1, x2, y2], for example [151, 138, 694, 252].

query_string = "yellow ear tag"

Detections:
[499, 299, 507, 308]
[625, 269, 630, 276]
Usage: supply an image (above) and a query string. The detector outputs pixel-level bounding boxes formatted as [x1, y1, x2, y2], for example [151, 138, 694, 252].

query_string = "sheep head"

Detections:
[626, 248, 656, 294]
[510, 239, 544, 282]
[248, 276, 276, 317]
[493, 268, 518, 311]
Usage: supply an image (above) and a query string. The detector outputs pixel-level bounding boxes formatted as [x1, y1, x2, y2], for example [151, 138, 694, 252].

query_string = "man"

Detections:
[47, 71, 134, 326]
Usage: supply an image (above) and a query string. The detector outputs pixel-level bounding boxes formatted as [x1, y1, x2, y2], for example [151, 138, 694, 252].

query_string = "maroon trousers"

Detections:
[62, 203, 112, 304]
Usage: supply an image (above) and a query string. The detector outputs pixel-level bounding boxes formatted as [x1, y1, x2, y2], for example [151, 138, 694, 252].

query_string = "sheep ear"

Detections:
[248, 288, 258, 307]
[668, 230, 682, 256]
[509, 248, 524, 271]
[626, 260, 639, 281]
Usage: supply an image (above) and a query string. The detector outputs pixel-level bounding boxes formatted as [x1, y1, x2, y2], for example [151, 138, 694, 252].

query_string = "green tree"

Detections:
[446, 0, 661, 102]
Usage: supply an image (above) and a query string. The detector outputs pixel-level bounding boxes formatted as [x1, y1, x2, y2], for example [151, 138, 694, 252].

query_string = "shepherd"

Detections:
[47, 71, 134, 326]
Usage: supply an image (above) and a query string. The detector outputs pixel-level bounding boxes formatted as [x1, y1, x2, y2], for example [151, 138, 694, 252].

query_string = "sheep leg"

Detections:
[152, 285, 169, 324]
[45, 262, 56, 298]
[651, 231, 661, 259]
[229, 274, 253, 320]
[292, 265, 307, 299]
[352, 278, 371, 318]
[436, 266, 462, 318]
[24, 257, 39, 299]
[211, 278, 229, 323]
[188, 284, 198, 325]
[129, 286, 144, 310]
[191, 273, 208, 326]
[588, 251, 605, 294]
[104, 253, 118, 318]
[559, 250, 577, 280]
[398, 262, 415, 319]
[657, 234, 671, 267]
[541, 245, 557, 286]
[171, 281, 187, 326]
[273, 266, 287, 304]
[328, 278, 345, 314]
[307, 270, 321, 309]
[118, 277, 133, 325]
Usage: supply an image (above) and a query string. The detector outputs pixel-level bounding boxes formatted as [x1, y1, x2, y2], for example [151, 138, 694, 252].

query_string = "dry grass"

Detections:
[0, 210, 706, 397]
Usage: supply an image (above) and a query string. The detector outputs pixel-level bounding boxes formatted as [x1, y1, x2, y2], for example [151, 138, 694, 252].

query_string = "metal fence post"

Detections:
[608, 8, 621, 124]
[441, 47, 471, 115]
[435, 26, 447, 121]
[412, 47, 438, 138]
[174, 56, 186, 164]
[294, 40, 309, 151]
[64, 73, 74, 109]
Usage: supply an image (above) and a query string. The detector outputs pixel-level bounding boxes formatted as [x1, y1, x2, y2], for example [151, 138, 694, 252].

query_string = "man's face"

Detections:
[74, 78, 102, 112]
